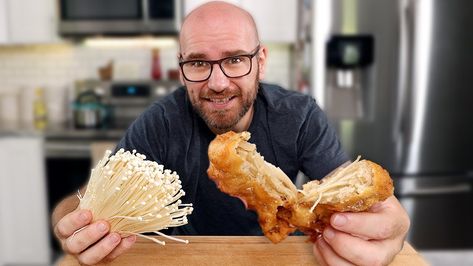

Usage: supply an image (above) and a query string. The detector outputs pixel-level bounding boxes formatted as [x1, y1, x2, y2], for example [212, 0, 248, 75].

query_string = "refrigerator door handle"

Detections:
[400, 183, 472, 196]
[393, 0, 413, 166]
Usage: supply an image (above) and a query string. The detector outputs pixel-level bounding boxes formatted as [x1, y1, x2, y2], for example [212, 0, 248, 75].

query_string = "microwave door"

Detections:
[59, 0, 178, 36]
[61, 0, 142, 20]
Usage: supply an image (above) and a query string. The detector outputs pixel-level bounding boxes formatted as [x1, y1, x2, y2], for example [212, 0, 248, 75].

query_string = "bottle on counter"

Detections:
[151, 48, 162, 80]
[33, 87, 47, 130]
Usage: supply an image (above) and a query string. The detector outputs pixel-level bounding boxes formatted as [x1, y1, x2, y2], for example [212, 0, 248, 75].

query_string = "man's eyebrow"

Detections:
[221, 49, 249, 57]
[183, 49, 250, 60]
[183, 53, 207, 60]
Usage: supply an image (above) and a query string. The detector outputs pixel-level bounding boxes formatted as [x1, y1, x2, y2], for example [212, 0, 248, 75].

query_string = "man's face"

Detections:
[179, 12, 266, 132]
[180, 45, 263, 132]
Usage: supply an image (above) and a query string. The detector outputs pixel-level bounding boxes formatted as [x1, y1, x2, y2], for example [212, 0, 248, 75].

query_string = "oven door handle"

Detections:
[45, 141, 91, 158]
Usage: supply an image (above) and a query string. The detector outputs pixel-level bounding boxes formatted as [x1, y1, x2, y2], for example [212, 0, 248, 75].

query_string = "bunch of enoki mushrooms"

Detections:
[77, 149, 193, 245]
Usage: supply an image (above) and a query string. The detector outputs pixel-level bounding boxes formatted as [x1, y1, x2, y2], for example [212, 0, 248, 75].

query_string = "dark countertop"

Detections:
[0, 122, 126, 158]
[44, 123, 126, 159]
[0, 122, 43, 137]
[45, 125, 125, 140]
[0, 122, 125, 139]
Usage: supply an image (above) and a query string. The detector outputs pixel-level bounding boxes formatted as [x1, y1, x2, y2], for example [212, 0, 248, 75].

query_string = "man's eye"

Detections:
[228, 57, 243, 64]
[189, 61, 207, 68]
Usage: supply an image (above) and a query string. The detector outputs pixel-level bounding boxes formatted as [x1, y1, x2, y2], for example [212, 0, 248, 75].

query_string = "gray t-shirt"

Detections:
[116, 83, 348, 236]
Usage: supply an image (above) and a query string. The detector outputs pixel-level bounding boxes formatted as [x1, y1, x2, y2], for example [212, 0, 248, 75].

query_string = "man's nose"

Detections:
[207, 64, 230, 92]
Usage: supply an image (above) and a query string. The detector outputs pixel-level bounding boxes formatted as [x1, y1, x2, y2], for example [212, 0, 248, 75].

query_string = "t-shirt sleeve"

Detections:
[297, 100, 349, 180]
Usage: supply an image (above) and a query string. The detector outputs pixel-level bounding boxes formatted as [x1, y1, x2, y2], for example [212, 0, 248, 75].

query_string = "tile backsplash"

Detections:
[0, 42, 293, 125]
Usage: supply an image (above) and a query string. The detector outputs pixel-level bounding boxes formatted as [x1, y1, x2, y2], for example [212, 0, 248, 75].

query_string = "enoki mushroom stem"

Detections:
[78, 149, 193, 245]
[305, 156, 372, 212]
[235, 132, 298, 200]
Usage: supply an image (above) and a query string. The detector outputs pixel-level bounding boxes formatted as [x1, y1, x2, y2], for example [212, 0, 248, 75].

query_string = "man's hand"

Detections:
[312, 196, 410, 266]
[54, 209, 136, 265]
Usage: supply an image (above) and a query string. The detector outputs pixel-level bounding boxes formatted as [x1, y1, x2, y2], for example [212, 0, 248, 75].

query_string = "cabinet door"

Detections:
[0, 0, 8, 43]
[184, 0, 205, 14]
[242, 0, 296, 43]
[184, 0, 242, 15]
[0, 137, 50, 265]
[183, 0, 296, 43]
[7, 0, 57, 44]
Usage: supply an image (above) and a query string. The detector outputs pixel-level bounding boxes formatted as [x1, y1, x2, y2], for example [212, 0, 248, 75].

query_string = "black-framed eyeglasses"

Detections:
[179, 45, 260, 82]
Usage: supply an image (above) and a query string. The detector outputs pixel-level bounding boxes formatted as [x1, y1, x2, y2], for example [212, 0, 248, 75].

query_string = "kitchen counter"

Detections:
[58, 236, 427, 265]
[420, 249, 473, 266]
[0, 122, 124, 158]
[0, 122, 42, 137]
[0, 122, 125, 139]
[44, 123, 125, 158]
[44, 122, 125, 139]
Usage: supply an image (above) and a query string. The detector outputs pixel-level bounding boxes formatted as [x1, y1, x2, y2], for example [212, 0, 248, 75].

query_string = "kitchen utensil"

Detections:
[72, 90, 106, 129]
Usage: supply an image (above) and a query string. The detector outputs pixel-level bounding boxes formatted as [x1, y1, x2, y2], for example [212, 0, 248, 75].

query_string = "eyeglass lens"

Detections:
[182, 55, 252, 82]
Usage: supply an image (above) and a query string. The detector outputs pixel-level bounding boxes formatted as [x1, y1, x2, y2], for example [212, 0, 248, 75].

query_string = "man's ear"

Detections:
[179, 70, 185, 86]
[257, 45, 268, 80]
[177, 53, 186, 86]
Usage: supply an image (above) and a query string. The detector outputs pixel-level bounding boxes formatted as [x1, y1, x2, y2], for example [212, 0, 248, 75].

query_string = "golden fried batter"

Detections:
[207, 131, 394, 243]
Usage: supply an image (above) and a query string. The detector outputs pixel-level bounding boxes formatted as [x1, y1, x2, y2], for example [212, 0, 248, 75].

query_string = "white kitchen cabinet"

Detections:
[0, 0, 58, 44]
[241, 0, 296, 43]
[184, 0, 240, 13]
[0, 136, 51, 265]
[183, 0, 296, 43]
[0, 0, 8, 43]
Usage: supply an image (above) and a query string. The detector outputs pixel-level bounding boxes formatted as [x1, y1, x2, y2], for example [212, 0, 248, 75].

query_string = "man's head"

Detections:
[179, 1, 267, 134]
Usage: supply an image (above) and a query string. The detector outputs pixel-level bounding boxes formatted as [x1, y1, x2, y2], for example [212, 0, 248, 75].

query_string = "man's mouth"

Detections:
[210, 97, 231, 103]
[204, 96, 236, 109]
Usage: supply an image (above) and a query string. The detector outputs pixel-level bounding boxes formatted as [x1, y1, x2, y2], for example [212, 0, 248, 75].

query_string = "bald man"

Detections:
[52, 1, 409, 265]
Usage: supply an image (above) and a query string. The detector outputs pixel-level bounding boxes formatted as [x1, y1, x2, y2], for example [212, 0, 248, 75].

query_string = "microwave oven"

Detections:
[58, 0, 182, 36]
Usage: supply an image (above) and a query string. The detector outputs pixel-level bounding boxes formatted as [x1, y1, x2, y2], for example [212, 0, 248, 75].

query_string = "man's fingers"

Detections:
[330, 211, 395, 240]
[312, 240, 329, 266]
[105, 235, 137, 261]
[77, 232, 121, 265]
[54, 209, 92, 239]
[64, 221, 110, 254]
[323, 226, 395, 266]
[316, 237, 355, 266]
[330, 196, 408, 240]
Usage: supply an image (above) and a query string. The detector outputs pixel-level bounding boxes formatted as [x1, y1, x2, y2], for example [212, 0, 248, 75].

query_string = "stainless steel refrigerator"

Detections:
[303, 0, 473, 249]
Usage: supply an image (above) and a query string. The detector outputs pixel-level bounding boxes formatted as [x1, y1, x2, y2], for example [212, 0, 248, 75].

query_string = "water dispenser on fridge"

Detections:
[325, 35, 374, 121]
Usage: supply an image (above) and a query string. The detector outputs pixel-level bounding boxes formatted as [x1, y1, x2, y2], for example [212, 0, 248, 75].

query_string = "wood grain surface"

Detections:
[58, 236, 427, 266]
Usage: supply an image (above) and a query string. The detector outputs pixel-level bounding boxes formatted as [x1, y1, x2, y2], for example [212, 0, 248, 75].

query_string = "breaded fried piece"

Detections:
[288, 159, 394, 241]
[207, 131, 394, 243]
[207, 131, 298, 243]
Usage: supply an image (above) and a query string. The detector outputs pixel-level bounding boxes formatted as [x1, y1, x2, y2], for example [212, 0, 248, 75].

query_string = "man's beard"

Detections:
[192, 76, 259, 132]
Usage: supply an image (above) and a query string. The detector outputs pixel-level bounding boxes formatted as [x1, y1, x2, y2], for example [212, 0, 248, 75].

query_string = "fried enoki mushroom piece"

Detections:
[207, 131, 394, 243]
[207, 131, 298, 243]
[287, 158, 393, 241]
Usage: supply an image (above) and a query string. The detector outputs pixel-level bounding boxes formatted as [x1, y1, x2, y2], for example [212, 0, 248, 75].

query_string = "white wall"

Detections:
[0, 43, 292, 125]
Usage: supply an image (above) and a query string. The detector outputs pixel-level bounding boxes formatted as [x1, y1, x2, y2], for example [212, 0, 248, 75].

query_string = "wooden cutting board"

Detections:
[58, 236, 427, 265]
